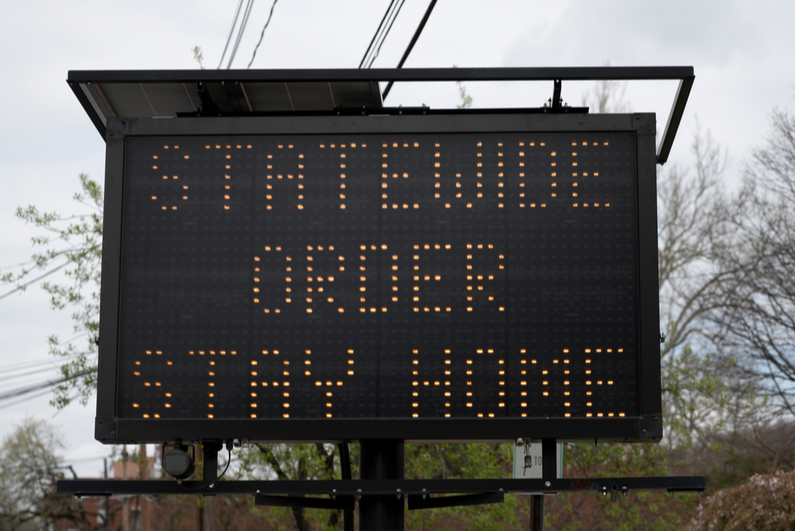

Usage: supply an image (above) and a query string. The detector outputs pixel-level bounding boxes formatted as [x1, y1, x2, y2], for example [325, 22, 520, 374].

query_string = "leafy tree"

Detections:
[193, 45, 206, 69]
[0, 417, 105, 530]
[455, 81, 472, 110]
[685, 469, 795, 531]
[691, 420, 795, 493]
[452, 64, 473, 109]
[711, 106, 795, 415]
[2, 173, 103, 408]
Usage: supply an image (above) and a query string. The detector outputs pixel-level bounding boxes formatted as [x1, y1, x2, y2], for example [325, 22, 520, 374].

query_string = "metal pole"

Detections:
[202, 441, 222, 482]
[103, 458, 110, 529]
[196, 444, 203, 531]
[532, 439, 557, 531]
[139, 444, 149, 531]
[338, 443, 354, 531]
[122, 446, 130, 531]
[531, 495, 544, 531]
[542, 439, 556, 482]
[359, 440, 404, 531]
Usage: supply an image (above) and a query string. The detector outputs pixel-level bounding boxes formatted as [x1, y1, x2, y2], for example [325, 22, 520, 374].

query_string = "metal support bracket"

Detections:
[408, 491, 504, 510]
[202, 440, 223, 486]
[552, 79, 562, 110]
[542, 439, 557, 484]
[255, 493, 355, 510]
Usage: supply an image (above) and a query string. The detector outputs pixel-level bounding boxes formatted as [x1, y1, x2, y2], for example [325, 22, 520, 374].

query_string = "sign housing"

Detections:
[95, 111, 661, 444]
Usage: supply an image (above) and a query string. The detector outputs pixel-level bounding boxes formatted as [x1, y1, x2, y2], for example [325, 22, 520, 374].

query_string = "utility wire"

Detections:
[359, 0, 397, 68]
[227, 0, 257, 68]
[0, 258, 38, 270]
[62, 453, 115, 465]
[0, 387, 56, 411]
[217, 0, 245, 69]
[363, 0, 406, 69]
[226, 0, 252, 68]
[360, 0, 402, 69]
[0, 339, 91, 380]
[0, 369, 91, 402]
[0, 349, 88, 373]
[367, 0, 406, 68]
[0, 363, 72, 384]
[247, 0, 279, 68]
[0, 353, 96, 386]
[382, 0, 438, 100]
[0, 260, 70, 301]
[51, 393, 81, 418]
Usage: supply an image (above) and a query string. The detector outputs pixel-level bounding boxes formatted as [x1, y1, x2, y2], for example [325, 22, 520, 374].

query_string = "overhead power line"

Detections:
[0, 259, 70, 301]
[0, 258, 37, 270]
[247, 0, 279, 68]
[217, 0, 245, 69]
[366, 0, 406, 69]
[0, 349, 86, 374]
[227, 0, 257, 68]
[0, 387, 56, 411]
[0, 353, 95, 387]
[0, 363, 72, 385]
[382, 0, 438, 100]
[0, 360, 94, 412]
[0, 369, 92, 403]
[359, 0, 399, 68]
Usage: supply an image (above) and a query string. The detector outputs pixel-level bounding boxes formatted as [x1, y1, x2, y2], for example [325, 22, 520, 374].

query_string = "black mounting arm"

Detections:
[57, 476, 706, 499]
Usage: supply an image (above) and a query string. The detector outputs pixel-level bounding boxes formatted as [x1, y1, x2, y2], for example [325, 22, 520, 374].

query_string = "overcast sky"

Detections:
[1, 0, 793, 477]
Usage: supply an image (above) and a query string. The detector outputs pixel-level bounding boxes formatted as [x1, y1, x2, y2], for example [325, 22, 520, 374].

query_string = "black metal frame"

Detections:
[67, 66, 694, 164]
[96, 111, 661, 445]
[57, 440, 704, 530]
[68, 66, 697, 530]
[57, 476, 705, 498]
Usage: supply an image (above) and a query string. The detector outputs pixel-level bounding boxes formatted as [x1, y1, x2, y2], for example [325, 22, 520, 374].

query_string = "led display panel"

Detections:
[98, 113, 661, 443]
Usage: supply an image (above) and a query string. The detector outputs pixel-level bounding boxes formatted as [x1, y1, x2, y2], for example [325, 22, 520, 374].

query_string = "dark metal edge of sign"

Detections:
[98, 112, 660, 445]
